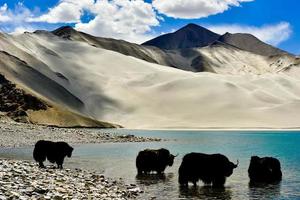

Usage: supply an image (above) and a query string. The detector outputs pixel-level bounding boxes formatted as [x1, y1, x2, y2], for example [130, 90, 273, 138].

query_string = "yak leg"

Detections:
[193, 180, 197, 186]
[178, 176, 189, 187]
[56, 158, 64, 169]
[212, 176, 226, 188]
[137, 168, 144, 175]
[38, 161, 45, 168]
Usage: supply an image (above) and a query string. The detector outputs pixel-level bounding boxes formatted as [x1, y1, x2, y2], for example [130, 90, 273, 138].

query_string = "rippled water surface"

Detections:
[1, 130, 300, 199]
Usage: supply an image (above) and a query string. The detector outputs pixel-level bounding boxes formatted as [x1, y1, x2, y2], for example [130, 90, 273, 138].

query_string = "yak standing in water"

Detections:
[33, 140, 73, 169]
[136, 148, 176, 175]
[178, 153, 238, 187]
[248, 156, 282, 184]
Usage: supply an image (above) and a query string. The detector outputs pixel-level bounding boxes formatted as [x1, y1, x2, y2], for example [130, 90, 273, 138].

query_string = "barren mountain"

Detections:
[0, 26, 300, 129]
[142, 23, 220, 50]
[48, 26, 297, 73]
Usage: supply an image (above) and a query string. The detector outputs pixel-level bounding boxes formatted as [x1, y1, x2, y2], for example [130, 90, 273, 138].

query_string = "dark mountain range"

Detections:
[142, 23, 290, 57]
[142, 23, 220, 50]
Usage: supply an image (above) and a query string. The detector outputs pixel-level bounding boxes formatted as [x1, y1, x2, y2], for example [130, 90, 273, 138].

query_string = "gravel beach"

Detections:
[0, 115, 161, 148]
[0, 159, 143, 200]
[0, 115, 162, 199]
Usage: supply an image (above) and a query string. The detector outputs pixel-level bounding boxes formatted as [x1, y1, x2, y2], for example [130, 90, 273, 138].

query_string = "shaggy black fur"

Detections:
[178, 153, 238, 187]
[136, 148, 176, 175]
[33, 140, 73, 169]
[248, 156, 282, 183]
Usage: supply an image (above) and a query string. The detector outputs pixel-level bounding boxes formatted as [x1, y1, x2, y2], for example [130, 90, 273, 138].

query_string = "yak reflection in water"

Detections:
[179, 186, 232, 200]
[248, 182, 281, 200]
[135, 173, 174, 186]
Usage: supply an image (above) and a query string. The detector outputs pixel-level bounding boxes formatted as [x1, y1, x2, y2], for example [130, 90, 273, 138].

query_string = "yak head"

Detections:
[168, 153, 179, 166]
[66, 145, 74, 158]
[158, 148, 178, 167]
[224, 160, 239, 177]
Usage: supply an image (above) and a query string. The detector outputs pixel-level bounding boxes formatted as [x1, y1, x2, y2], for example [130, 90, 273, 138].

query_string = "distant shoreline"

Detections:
[0, 116, 161, 148]
[119, 127, 300, 132]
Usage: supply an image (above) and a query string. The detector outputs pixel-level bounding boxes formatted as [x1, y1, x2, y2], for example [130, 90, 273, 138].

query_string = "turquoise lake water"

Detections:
[1, 130, 300, 199]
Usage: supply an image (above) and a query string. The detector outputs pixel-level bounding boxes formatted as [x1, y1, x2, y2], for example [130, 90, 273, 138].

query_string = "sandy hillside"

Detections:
[1, 32, 300, 129]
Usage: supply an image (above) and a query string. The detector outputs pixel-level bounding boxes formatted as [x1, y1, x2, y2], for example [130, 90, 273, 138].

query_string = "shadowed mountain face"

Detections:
[218, 32, 289, 57]
[142, 23, 220, 50]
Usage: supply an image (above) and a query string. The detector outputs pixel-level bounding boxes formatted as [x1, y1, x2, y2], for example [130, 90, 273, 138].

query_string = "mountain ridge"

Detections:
[44, 25, 296, 73]
[218, 32, 289, 57]
[142, 23, 291, 57]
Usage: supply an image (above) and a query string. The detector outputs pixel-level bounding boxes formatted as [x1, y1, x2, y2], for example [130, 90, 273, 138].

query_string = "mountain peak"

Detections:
[53, 26, 75, 32]
[180, 23, 208, 30]
[52, 26, 78, 38]
[183, 23, 201, 29]
[142, 23, 220, 50]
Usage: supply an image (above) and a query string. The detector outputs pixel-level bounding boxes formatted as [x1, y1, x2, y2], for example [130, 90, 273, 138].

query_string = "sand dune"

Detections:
[0, 32, 300, 129]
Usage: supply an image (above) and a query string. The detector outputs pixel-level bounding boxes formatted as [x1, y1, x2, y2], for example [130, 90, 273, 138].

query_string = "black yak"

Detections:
[248, 156, 282, 183]
[178, 153, 238, 187]
[33, 140, 73, 169]
[136, 148, 177, 175]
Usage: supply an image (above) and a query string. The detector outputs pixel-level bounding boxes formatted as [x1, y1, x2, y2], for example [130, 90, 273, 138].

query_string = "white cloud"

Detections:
[0, 0, 292, 46]
[27, 0, 159, 43]
[0, 2, 35, 34]
[29, 0, 95, 23]
[10, 26, 36, 35]
[75, 0, 159, 43]
[0, 4, 12, 22]
[207, 22, 292, 46]
[152, 0, 253, 19]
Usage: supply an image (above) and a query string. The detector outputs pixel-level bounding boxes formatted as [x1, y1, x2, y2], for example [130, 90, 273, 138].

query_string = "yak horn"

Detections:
[234, 160, 239, 168]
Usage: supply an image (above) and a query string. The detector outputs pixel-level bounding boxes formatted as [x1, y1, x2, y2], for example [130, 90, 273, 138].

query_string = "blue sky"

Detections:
[0, 0, 299, 54]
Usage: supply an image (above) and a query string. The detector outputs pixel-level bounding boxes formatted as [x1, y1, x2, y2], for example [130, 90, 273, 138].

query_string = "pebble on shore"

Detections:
[0, 159, 143, 200]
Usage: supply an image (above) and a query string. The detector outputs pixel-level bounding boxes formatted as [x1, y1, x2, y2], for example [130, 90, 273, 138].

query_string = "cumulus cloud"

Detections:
[207, 22, 292, 46]
[0, 2, 36, 33]
[0, 0, 292, 46]
[152, 0, 253, 19]
[0, 4, 11, 22]
[29, 0, 94, 23]
[28, 0, 159, 43]
[75, 0, 159, 43]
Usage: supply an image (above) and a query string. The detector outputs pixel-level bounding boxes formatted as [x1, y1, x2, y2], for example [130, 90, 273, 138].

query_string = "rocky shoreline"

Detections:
[0, 159, 143, 200]
[0, 115, 161, 148]
[0, 116, 162, 199]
